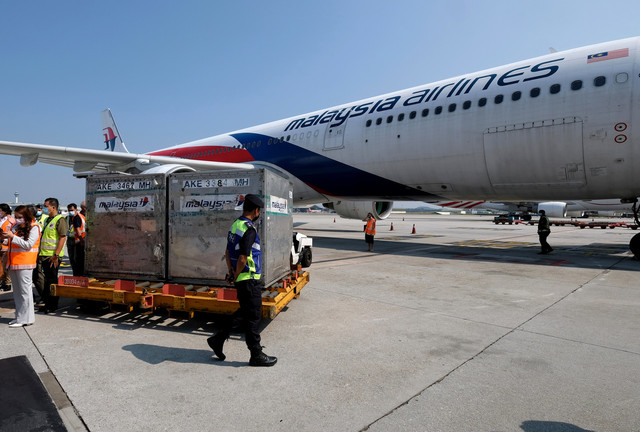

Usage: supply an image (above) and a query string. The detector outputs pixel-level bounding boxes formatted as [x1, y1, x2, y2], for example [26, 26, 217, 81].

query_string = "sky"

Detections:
[2, 0, 640, 206]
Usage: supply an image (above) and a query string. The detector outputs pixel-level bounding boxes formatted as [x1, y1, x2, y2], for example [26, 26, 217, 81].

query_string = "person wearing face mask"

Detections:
[207, 194, 277, 367]
[66, 203, 86, 276]
[0, 203, 15, 292]
[2, 205, 40, 327]
[35, 198, 67, 314]
[35, 205, 47, 228]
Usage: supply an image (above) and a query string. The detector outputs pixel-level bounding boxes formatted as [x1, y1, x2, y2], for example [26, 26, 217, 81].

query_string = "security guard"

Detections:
[35, 198, 67, 313]
[207, 194, 277, 367]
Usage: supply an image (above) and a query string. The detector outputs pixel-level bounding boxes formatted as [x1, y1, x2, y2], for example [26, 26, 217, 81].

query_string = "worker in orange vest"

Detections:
[66, 203, 86, 276]
[364, 212, 376, 252]
[0, 203, 15, 291]
[1, 205, 40, 327]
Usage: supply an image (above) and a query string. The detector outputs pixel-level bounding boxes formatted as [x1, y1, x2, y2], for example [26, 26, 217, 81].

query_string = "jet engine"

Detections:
[323, 200, 394, 220]
[536, 202, 567, 218]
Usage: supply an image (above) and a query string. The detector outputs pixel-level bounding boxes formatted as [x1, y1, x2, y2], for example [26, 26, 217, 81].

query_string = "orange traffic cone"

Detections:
[390, 222, 394, 231]
[411, 224, 416, 234]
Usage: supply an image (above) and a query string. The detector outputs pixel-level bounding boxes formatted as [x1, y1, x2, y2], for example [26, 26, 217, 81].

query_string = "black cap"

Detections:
[243, 194, 264, 211]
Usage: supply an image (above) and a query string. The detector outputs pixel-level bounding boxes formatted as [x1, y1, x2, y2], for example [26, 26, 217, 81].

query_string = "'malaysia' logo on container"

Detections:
[181, 194, 243, 211]
[95, 196, 154, 212]
[268, 196, 288, 214]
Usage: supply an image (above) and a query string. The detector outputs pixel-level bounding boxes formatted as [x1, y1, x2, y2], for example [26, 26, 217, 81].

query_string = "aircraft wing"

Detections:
[0, 140, 255, 172]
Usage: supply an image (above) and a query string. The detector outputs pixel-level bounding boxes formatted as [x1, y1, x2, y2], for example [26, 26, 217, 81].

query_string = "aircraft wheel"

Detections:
[629, 233, 640, 258]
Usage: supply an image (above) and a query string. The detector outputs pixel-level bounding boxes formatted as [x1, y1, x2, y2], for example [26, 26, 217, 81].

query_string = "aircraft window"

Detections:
[280, 136, 284, 142]
[421, 109, 429, 117]
[387, 115, 393, 123]
[494, 94, 503, 104]
[366, 119, 372, 127]
[594, 76, 606, 87]
[511, 91, 521, 101]
[257, 140, 261, 147]
[376, 118, 382, 125]
[616, 72, 628, 83]
[268, 138, 272, 145]
[409, 111, 417, 119]
[448, 104, 456, 112]
[398, 113, 405, 121]
[463, 100, 471, 110]
[571, 80, 583, 90]
[530, 87, 540, 97]
[286, 135, 290, 141]
[478, 97, 487, 107]
[550, 84, 561, 94]
[435, 106, 442, 115]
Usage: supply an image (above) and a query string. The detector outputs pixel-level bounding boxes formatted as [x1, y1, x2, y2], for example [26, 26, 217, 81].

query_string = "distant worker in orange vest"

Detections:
[1, 205, 40, 327]
[0, 203, 15, 291]
[364, 212, 376, 252]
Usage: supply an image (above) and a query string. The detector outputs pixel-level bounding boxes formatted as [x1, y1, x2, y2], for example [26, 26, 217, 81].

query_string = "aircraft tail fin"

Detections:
[101, 108, 129, 153]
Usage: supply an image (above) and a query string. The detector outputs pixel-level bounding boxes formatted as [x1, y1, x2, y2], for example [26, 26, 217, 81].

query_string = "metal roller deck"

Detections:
[51, 270, 309, 320]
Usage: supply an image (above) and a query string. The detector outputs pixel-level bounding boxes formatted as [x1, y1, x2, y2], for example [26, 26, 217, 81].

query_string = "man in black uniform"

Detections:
[207, 194, 277, 367]
[537, 209, 553, 254]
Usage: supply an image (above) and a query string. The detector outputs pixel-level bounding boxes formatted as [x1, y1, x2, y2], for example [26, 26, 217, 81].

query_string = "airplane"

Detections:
[430, 199, 635, 218]
[2, 37, 640, 255]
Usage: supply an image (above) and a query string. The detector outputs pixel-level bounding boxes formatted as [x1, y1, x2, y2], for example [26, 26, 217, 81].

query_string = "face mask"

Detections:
[252, 213, 260, 222]
[36, 211, 42, 216]
[15, 218, 24, 225]
[69, 211, 76, 216]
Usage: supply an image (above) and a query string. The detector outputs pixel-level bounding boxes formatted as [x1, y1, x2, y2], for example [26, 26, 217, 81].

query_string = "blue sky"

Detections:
[2, 0, 640, 206]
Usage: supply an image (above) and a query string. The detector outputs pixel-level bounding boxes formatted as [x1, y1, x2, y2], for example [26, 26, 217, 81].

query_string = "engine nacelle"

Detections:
[537, 202, 567, 218]
[139, 163, 196, 175]
[324, 200, 394, 220]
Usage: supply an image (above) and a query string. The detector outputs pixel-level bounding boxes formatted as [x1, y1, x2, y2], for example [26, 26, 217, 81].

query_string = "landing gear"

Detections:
[630, 200, 640, 259]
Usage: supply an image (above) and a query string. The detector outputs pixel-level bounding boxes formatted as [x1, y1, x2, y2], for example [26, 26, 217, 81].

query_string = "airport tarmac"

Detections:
[1, 213, 639, 432]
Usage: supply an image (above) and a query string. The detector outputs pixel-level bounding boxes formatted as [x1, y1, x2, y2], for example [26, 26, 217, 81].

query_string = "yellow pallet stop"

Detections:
[52, 271, 309, 320]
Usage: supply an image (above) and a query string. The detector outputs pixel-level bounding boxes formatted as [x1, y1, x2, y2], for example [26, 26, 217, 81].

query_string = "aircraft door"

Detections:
[323, 120, 347, 150]
[483, 117, 585, 191]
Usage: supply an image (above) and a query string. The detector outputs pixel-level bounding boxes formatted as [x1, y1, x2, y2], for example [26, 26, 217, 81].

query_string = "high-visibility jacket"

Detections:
[227, 217, 261, 282]
[68, 213, 86, 244]
[74, 213, 86, 244]
[1, 216, 15, 252]
[40, 214, 65, 257]
[8, 222, 41, 270]
[37, 214, 48, 228]
[365, 218, 376, 236]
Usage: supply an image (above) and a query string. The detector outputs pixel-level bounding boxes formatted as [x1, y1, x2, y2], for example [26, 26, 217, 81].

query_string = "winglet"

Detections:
[101, 109, 130, 153]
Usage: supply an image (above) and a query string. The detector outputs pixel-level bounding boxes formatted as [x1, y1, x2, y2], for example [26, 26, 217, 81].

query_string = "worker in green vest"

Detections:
[208, 194, 277, 367]
[35, 197, 67, 313]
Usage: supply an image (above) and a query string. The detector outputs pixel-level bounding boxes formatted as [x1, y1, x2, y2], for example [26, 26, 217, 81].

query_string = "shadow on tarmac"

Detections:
[122, 344, 245, 367]
[310, 236, 639, 271]
[520, 420, 596, 432]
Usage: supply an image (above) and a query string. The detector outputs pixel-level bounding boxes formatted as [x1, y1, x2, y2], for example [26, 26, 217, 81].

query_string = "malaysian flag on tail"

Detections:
[587, 48, 629, 63]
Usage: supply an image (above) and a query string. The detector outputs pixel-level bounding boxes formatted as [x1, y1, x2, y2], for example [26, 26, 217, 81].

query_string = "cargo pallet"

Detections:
[52, 270, 309, 320]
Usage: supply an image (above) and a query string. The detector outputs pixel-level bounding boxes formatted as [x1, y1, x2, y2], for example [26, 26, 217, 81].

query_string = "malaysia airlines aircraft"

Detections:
[2, 37, 640, 253]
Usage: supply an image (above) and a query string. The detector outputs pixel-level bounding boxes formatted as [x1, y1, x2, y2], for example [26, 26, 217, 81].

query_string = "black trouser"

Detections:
[539, 232, 552, 252]
[217, 278, 264, 353]
[36, 256, 60, 310]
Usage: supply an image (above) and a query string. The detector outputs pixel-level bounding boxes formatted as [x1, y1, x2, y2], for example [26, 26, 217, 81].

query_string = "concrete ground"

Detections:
[0, 213, 638, 432]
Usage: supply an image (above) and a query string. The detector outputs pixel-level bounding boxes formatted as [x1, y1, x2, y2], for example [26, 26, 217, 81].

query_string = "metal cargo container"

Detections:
[85, 173, 168, 280]
[168, 169, 293, 286]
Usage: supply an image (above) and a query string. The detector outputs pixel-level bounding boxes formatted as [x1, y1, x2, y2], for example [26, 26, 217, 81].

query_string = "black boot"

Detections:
[249, 350, 277, 367]
[1, 284, 11, 292]
[207, 333, 226, 361]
